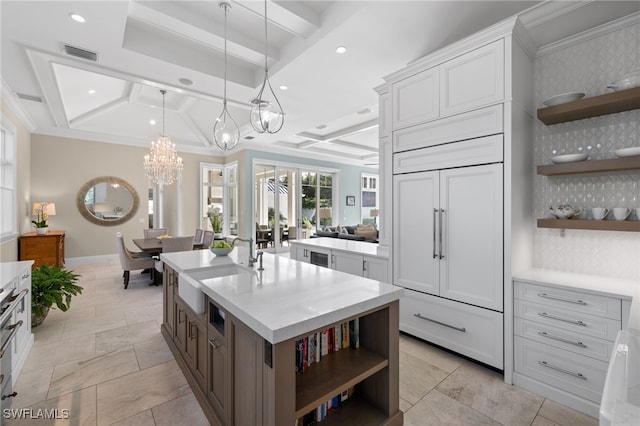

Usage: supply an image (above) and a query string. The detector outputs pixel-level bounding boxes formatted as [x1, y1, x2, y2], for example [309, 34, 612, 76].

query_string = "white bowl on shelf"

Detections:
[550, 153, 589, 164]
[542, 92, 585, 107]
[607, 71, 640, 91]
[614, 147, 640, 158]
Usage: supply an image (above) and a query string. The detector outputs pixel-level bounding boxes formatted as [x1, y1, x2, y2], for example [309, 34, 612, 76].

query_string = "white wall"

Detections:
[533, 18, 640, 280]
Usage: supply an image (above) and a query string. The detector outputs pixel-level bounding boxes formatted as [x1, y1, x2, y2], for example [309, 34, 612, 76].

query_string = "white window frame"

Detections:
[200, 161, 238, 236]
[1, 113, 18, 243]
[361, 172, 379, 226]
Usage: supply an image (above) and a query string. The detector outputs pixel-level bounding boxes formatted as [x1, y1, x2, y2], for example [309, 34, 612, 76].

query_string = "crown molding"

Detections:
[0, 78, 37, 132]
[536, 10, 640, 57]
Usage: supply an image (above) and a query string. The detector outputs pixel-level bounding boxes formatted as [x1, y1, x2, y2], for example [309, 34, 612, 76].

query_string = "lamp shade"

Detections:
[32, 202, 56, 216]
[370, 209, 379, 218]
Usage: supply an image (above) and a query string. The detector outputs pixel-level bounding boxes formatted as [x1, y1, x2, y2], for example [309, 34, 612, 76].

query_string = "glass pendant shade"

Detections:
[250, 76, 285, 133]
[214, 104, 240, 151]
[214, 2, 240, 151]
[250, 0, 285, 134]
[143, 90, 183, 185]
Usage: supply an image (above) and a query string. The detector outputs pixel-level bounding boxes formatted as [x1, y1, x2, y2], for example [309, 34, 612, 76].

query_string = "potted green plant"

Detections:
[31, 264, 83, 327]
[208, 207, 224, 236]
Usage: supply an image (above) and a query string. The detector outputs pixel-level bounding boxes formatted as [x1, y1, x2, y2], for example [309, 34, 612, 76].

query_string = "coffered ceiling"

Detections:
[2, 1, 638, 166]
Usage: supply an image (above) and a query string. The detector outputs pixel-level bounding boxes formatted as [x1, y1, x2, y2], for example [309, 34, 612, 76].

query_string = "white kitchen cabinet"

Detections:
[332, 250, 364, 277]
[363, 255, 388, 282]
[392, 66, 439, 130]
[378, 89, 392, 138]
[439, 39, 504, 116]
[393, 162, 503, 311]
[13, 266, 33, 384]
[513, 280, 625, 417]
[290, 240, 389, 283]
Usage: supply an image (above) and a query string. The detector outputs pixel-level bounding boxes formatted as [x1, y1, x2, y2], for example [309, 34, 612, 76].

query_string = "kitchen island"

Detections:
[160, 247, 404, 426]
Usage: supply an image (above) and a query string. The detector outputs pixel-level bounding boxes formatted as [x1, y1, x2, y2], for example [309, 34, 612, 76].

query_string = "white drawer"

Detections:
[514, 281, 621, 320]
[514, 318, 614, 362]
[392, 104, 502, 153]
[393, 134, 503, 174]
[399, 288, 503, 368]
[515, 336, 608, 403]
[515, 299, 620, 341]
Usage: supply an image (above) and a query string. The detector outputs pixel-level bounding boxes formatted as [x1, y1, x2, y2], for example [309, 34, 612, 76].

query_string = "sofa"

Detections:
[312, 224, 378, 242]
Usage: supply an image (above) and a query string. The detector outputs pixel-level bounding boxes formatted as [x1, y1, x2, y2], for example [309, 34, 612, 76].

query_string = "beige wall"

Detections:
[31, 135, 223, 262]
[0, 101, 31, 262]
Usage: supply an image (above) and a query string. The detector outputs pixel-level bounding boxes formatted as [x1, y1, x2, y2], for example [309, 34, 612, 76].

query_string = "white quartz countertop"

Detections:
[290, 237, 387, 258]
[514, 268, 640, 331]
[162, 248, 403, 344]
[0, 261, 33, 288]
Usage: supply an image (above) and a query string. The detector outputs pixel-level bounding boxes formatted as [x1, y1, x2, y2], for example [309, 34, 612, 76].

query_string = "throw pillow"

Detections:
[355, 228, 377, 241]
[340, 226, 348, 234]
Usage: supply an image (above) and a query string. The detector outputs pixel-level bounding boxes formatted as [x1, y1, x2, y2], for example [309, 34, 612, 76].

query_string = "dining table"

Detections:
[132, 238, 203, 255]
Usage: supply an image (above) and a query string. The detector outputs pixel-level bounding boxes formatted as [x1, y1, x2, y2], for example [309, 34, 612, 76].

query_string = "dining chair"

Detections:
[194, 228, 204, 245]
[154, 236, 195, 284]
[201, 230, 214, 248]
[284, 226, 296, 245]
[144, 228, 168, 238]
[115, 232, 155, 289]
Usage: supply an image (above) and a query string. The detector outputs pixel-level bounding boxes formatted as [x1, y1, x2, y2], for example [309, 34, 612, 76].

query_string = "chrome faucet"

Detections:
[232, 237, 259, 267]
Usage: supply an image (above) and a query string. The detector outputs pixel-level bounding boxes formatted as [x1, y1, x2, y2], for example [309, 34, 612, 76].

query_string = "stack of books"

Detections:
[295, 318, 359, 373]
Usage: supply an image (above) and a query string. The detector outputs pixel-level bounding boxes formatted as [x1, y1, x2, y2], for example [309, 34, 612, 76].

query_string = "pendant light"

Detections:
[214, 2, 240, 151]
[250, 0, 285, 134]
[143, 90, 183, 185]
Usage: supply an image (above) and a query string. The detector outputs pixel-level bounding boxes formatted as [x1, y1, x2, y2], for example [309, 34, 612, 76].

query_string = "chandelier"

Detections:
[250, 0, 285, 134]
[143, 90, 183, 185]
[213, 2, 240, 151]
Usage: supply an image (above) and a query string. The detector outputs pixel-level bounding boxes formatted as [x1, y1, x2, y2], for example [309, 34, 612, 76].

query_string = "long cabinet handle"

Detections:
[0, 320, 23, 358]
[538, 331, 587, 348]
[433, 208, 438, 259]
[538, 312, 587, 326]
[539, 361, 587, 380]
[209, 338, 222, 349]
[189, 322, 197, 340]
[439, 209, 445, 259]
[414, 313, 466, 332]
[537, 293, 586, 305]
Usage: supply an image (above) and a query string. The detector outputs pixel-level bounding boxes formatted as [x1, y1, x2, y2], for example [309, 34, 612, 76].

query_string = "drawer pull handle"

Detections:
[414, 313, 466, 332]
[538, 293, 586, 305]
[538, 331, 587, 348]
[539, 361, 587, 380]
[209, 338, 222, 349]
[538, 312, 587, 326]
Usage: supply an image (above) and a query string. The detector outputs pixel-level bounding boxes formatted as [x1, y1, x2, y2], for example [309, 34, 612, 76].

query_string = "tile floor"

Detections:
[6, 262, 598, 425]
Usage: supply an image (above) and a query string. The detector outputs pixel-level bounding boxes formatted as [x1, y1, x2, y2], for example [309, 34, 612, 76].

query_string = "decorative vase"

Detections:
[32, 307, 50, 327]
[36, 227, 49, 235]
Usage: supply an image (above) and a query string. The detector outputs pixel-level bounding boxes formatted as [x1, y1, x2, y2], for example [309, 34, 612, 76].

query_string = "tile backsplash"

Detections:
[533, 20, 640, 280]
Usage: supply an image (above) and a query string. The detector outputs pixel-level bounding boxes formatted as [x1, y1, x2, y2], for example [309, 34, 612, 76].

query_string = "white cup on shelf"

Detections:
[591, 207, 609, 220]
[613, 207, 631, 221]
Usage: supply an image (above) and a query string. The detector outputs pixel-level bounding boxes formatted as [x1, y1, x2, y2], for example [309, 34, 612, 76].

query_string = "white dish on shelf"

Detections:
[542, 92, 585, 107]
[607, 71, 640, 91]
[614, 147, 640, 157]
[550, 153, 589, 164]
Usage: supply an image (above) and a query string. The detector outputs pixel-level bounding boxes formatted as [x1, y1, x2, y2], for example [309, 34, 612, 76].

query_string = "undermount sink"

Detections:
[179, 264, 253, 314]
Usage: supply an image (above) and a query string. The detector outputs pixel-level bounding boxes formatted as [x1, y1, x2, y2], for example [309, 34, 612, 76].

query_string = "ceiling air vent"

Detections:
[63, 44, 98, 62]
[16, 93, 43, 103]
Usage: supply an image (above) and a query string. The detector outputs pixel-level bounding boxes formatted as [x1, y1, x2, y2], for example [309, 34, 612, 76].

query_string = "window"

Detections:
[361, 173, 378, 228]
[201, 162, 238, 236]
[0, 115, 17, 242]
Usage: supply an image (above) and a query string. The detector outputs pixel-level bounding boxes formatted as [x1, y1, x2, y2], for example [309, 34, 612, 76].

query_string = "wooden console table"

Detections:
[19, 230, 65, 267]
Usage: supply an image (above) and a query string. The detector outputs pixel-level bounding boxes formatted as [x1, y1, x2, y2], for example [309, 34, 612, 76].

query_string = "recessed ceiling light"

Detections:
[179, 78, 194, 86]
[150, 120, 156, 125]
[69, 13, 85, 23]
[279, 85, 288, 90]
[335, 46, 347, 54]
[88, 89, 96, 95]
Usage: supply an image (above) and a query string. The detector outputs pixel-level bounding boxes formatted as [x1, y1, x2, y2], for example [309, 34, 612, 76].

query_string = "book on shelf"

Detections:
[296, 320, 360, 374]
[349, 318, 359, 349]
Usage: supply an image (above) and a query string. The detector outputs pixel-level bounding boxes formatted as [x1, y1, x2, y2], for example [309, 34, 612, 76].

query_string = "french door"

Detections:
[254, 162, 337, 253]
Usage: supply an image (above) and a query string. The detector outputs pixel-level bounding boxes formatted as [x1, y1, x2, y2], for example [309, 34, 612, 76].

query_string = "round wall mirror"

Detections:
[77, 176, 139, 226]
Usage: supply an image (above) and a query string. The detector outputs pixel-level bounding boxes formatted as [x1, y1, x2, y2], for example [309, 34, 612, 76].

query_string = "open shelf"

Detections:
[537, 156, 640, 176]
[295, 347, 388, 417]
[537, 87, 640, 125]
[319, 394, 389, 426]
[537, 218, 640, 232]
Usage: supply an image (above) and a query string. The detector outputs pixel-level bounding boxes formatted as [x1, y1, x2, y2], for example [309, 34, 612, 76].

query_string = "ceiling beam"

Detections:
[232, 0, 320, 39]
[68, 96, 129, 127]
[296, 119, 379, 143]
